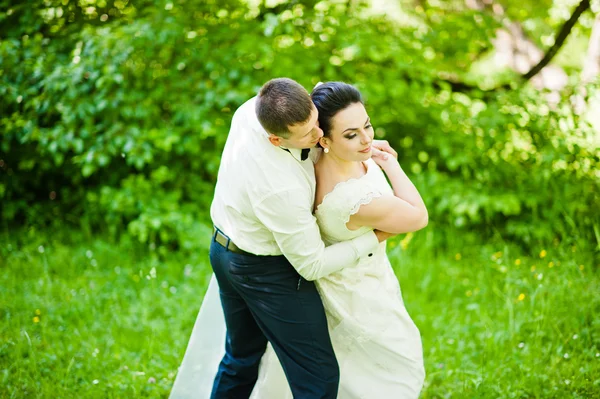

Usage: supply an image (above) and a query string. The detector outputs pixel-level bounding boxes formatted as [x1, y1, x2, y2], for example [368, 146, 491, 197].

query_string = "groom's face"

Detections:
[279, 106, 323, 150]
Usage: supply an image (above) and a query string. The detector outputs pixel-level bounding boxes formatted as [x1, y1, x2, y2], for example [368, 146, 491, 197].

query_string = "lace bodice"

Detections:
[315, 158, 393, 244]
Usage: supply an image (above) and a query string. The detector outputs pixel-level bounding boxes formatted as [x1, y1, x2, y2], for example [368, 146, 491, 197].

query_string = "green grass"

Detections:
[1, 225, 599, 398]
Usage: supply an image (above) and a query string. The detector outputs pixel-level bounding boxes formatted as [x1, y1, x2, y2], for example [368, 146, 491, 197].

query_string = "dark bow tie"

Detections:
[301, 148, 310, 161]
[282, 148, 310, 161]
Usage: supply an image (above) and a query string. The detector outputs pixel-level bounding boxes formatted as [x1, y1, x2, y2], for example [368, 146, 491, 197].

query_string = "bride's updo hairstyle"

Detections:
[310, 82, 363, 139]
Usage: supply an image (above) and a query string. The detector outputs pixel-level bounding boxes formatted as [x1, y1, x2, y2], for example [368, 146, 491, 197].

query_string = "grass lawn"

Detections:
[1, 225, 598, 398]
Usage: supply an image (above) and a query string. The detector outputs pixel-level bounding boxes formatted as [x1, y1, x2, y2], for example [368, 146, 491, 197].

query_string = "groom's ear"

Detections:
[268, 134, 282, 147]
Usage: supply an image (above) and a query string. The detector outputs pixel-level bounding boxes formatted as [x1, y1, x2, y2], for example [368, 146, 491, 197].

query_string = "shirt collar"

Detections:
[245, 97, 270, 139]
[280, 147, 305, 162]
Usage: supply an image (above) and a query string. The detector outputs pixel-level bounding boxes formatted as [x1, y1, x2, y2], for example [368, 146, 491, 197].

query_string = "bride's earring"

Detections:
[323, 148, 330, 154]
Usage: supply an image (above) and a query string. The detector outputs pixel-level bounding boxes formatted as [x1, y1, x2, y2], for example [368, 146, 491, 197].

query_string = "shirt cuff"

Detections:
[351, 231, 379, 259]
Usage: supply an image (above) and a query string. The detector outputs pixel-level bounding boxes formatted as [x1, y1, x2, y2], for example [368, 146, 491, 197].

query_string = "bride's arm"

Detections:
[349, 156, 428, 234]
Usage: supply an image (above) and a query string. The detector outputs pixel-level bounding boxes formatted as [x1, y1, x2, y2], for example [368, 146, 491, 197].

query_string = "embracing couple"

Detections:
[170, 78, 428, 399]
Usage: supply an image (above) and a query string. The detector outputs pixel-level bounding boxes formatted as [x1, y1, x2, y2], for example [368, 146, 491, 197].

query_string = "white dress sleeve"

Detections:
[316, 176, 385, 241]
[169, 275, 225, 399]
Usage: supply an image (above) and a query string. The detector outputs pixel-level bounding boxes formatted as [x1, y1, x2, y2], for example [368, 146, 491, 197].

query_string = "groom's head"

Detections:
[256, 78, 323, 150]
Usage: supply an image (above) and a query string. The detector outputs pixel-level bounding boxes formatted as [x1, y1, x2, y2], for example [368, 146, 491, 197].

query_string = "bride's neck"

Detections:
[318, 153, 363, 181]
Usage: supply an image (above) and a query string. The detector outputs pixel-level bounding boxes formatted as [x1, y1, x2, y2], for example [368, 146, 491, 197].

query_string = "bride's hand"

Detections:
[372, 140, 398, 159]
[371, 147, 400, 172]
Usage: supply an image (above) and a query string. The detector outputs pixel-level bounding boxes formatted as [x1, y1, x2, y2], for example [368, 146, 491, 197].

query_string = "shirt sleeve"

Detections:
[253, 188, 379, 281]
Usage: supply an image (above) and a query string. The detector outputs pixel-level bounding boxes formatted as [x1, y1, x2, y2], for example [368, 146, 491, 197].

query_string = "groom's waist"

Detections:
[212, 226, 283, 257]
[212, 227, 254, 256]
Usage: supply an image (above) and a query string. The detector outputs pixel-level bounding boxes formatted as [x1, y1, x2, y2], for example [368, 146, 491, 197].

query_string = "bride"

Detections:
[170, 82, 427, 398]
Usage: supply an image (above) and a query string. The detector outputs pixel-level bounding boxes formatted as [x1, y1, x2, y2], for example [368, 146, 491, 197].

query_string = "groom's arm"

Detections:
[253, 188, 379, 281]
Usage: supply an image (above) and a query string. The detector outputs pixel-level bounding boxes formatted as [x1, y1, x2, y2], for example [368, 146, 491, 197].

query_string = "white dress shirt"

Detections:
[210, 97, 379, 281]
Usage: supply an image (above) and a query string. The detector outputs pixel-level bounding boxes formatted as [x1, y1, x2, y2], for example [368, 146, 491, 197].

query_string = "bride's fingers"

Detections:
[371, 148, 389, 160]
[372, 140, 398, 158]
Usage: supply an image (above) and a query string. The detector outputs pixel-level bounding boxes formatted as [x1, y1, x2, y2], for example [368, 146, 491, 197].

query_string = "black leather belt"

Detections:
[213, 227, 253, 256]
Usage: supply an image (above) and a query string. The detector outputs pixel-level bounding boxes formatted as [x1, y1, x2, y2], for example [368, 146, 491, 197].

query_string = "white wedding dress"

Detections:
[170, 158, 425, 399]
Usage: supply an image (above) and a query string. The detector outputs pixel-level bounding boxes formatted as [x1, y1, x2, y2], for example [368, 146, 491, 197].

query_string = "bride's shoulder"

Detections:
[313, 168, 341, 212]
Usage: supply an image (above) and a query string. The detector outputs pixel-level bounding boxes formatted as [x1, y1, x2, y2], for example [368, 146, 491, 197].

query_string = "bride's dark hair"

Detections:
[310, 82, 363, 138]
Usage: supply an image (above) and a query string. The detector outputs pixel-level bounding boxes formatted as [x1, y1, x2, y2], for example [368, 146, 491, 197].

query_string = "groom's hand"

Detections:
[372, 140, 398, 159]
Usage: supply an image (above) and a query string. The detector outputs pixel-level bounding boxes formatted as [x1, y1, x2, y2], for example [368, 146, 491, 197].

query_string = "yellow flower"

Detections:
[33, 316, 40, 323]
[518, 293, 525, 301]
[455, 253, 462, 261]
[515, 259, 521, 266]
[400, 232, 413, 250]
[539, 250, 547, 258]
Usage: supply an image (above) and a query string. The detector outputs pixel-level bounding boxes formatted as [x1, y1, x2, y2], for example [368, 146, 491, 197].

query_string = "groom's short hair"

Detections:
[256, 78, 313, 138]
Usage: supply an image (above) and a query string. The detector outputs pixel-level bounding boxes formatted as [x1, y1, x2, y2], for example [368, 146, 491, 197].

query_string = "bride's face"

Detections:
[322, 102, 374, 162]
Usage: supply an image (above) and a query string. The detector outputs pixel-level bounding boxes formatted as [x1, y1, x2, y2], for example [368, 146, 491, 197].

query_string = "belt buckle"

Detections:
[215, 227, 232, 251]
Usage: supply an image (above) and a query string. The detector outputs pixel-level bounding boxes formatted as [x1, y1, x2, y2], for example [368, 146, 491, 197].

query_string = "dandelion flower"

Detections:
[518, 293, 525, 301]
[515, 259, 521, 265]
[33, 316, 40, 323]
[539, 249, 547, 258]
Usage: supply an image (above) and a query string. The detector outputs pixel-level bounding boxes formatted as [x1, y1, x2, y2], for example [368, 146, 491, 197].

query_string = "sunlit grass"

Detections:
[393, 226, 600, 398]
[1, 225, 598, 398]
[1, 228, 213, 398]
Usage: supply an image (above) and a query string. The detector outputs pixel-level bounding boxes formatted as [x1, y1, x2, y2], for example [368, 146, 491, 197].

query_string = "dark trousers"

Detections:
[209, 238, 339, 399]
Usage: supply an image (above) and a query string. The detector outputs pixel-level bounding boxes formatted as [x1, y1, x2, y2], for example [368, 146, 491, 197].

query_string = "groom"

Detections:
[209, 78, 395, 398]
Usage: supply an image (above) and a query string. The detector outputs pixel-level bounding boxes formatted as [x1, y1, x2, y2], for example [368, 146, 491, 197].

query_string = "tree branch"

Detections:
[522, 0, 591, 81]
[432, 78, 511, 97]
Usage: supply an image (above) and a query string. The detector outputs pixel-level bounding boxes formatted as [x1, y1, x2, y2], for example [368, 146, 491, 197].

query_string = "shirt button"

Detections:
[368, 253, 373, 257]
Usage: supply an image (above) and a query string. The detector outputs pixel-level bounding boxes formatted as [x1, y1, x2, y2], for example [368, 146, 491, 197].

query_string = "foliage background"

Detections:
[1, 0, 599, 397]
[2, 0, 598, 250]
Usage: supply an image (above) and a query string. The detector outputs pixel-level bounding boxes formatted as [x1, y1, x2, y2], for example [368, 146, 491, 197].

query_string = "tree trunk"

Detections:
[582, 13, 600, 83]
[572, 13, 600, 116]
